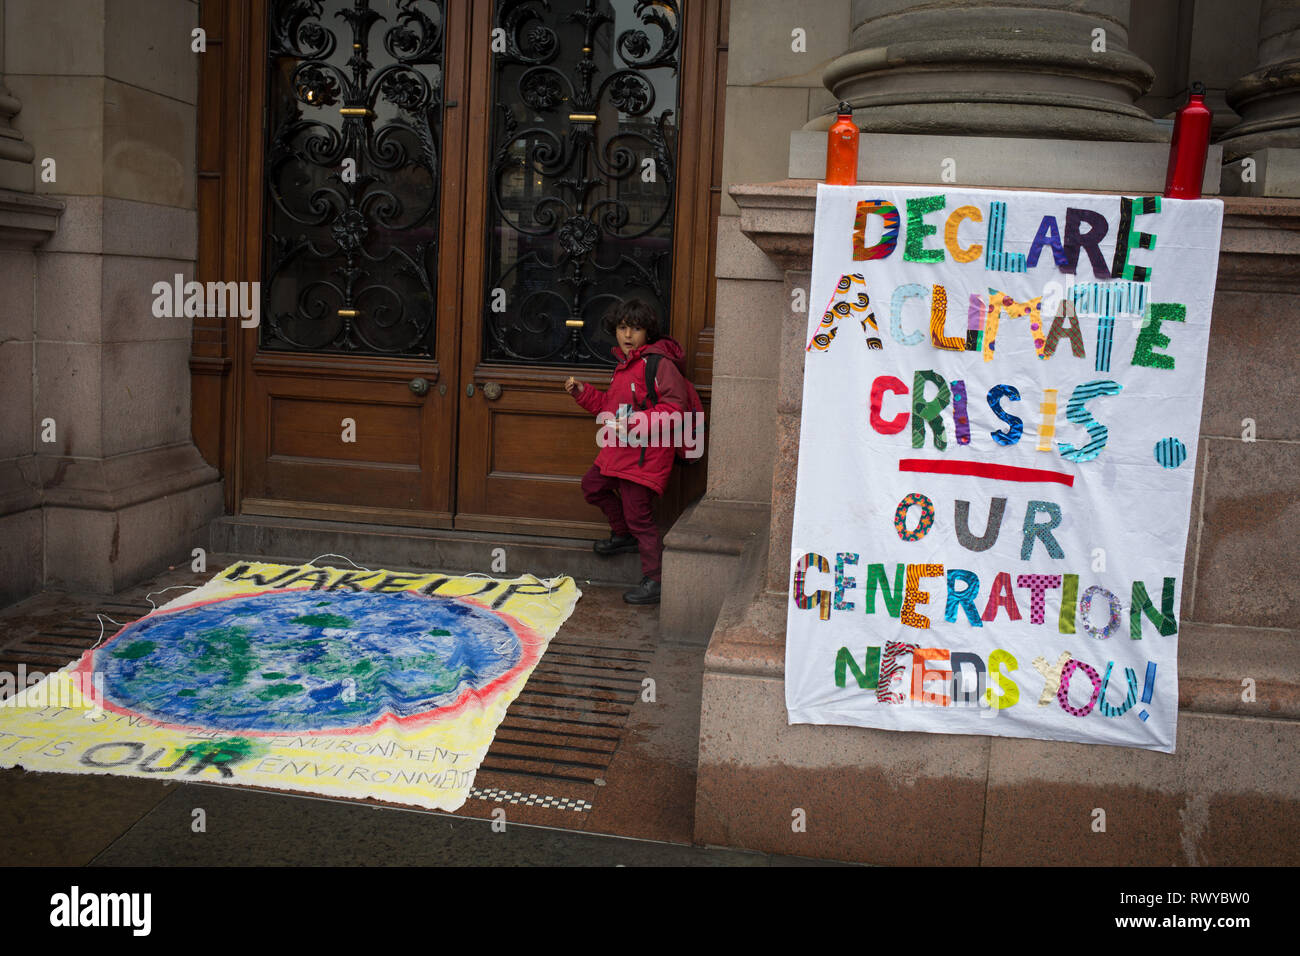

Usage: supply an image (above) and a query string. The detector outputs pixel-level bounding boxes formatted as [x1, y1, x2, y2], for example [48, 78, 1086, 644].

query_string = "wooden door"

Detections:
[453, 0, 720, 537]
[196, 0, 721, 536]
[235, 0, 471, 529]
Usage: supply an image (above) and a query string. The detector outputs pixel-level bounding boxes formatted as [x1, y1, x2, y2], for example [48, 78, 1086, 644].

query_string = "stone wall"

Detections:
[0, 0, 60, 606]
[0, 0, 221, 604]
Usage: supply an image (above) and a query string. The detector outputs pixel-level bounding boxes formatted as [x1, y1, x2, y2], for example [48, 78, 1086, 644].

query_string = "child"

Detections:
[564, 300, 691, 605]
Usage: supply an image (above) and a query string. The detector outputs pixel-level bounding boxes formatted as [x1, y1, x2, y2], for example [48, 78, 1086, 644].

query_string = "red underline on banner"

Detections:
[898, 458, 1076, 487]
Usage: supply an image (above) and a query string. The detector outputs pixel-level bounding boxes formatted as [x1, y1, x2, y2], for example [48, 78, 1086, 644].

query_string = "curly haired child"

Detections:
[564, 301, 692, 605]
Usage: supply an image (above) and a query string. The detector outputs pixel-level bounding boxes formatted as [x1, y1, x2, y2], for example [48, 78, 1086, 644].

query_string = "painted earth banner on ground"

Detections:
[785, 184, 1223, 752]
[0, 563, 580, 808]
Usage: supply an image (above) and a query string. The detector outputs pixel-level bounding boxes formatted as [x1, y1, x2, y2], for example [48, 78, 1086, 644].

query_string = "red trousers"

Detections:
[581, 464, 661, 581]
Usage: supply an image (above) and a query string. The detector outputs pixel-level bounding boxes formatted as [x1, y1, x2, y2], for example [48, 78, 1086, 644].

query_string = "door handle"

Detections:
[408, 377, 430, 396]
[481, 382, 503, 401]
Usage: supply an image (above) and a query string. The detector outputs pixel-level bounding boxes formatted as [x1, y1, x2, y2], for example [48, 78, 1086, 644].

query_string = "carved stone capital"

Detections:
[816, 1, 1162, 143]
[730, 181, 816, 272]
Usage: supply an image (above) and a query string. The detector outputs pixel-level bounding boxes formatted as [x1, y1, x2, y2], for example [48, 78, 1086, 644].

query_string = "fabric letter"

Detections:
[1131, 302, 1185, 371]
[950, 652, 986, 705]
[911, 370, 949, 450]
[1016, 573, 1063, 624]
[930, 284, 966, 351]
[852, 199, 900, 261]
[987, 384, 1023, 446]
[901, 563, 944, 629]
[1063, 207, 1112, 279]
[945, 569, 983, 626]
[981, 571, 1022, 622]
[1027, 215, 1069, 269]
[1057, 379, 1122, 463]
[1130, 577, 1178, 638]
[1042, 302, 1087, 359]
[944, 205, 983, 263]
[1096, 662, 1139, 717]
[1110, 195, 1160, 282]
[894, 493, 936, 542]
[1057, 658, 1103, 716]
[1036, 388, 1058, 451]
[1080, 585, 1123, 639]
[965, 293, 985, 352]
[951, 379, 971, 445]
[1020, 501, 1065, 560]
[1059, 573, 1079, 634]
[1031, 651, 1073, 706]
[985, 649, 1020, 709]
[904, 194, 946, 263]
[870, 375, 909, 434]
[865, 563, 906, 617]
[792, 553, 832, 620]
[834, 552, 859, 611]
[877, 641, 919, 704]
[983, 291, 1044, 362]
[835, 646, 881, 689]
[890, 283, 928, 346]
[911, 648, 951, 706]
[954, 497, 1006, 552]
[1094, 314, 1115, 372]
[984, 201, 1027, 272]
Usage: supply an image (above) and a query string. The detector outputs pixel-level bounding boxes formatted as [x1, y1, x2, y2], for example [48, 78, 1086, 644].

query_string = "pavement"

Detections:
[1, 769, 845, 866]
[0, 557, 847, 867]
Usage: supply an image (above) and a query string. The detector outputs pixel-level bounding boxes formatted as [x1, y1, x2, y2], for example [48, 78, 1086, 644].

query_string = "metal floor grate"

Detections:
[0, 600, 153, 698]
[476, 638, 653, 788]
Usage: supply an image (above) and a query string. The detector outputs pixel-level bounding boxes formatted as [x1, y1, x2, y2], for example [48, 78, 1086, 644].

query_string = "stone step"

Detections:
[207, 515, 643, 586]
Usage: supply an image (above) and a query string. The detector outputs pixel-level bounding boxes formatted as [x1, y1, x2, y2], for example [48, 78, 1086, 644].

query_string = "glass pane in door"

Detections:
[262, 0, 446, 355]
[482, 0, 681, 366]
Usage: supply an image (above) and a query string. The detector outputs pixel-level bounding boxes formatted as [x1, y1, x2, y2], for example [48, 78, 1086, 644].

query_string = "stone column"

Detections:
[2, 0, 223, 600]
[1220, 0, 1300, 155]
[818, 0, 1162, 141]
[0, 85, 34, 190]
[0, 0, 63, 606]
[0, 0, 35, 190]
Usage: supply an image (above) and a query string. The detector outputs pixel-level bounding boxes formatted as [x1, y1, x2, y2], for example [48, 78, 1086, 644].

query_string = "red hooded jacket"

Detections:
[572, 337, 691, 495]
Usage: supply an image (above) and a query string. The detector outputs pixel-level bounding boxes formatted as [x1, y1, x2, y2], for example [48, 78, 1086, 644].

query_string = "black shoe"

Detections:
[623, 577, 661, 605]
[594, 534, 639, 556]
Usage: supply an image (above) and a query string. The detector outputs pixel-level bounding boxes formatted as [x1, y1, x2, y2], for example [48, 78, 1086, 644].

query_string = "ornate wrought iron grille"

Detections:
[262, 0, 445, 355]
[483, 0, 681, 366]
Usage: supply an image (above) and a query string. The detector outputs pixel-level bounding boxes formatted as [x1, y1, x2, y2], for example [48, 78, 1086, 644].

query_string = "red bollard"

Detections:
[826, 101, 860, 186]
[1163, 82, 1213, 199]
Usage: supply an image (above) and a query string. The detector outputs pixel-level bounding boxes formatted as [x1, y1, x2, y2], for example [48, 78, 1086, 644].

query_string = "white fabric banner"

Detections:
[784, 184, 1223, 752]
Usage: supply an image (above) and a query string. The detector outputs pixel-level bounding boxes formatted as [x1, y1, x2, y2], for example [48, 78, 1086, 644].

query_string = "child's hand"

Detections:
[564, 376, 582, 395]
